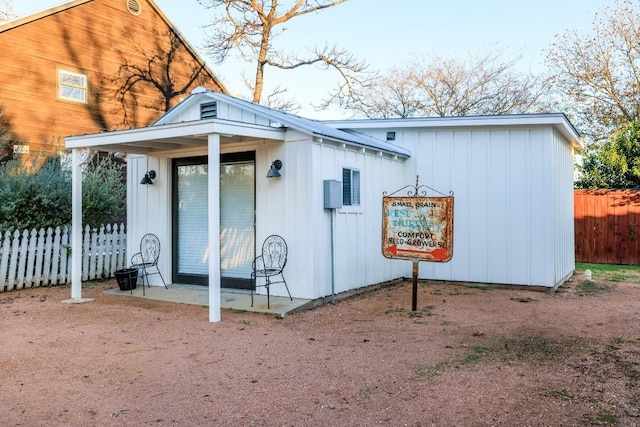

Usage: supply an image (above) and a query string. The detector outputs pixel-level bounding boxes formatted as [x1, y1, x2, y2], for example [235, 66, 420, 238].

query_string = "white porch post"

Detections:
[67, 148, 90, 303]
[208, 134, 221, 322]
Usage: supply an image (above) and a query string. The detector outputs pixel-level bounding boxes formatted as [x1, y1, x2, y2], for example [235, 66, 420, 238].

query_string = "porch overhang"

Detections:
[66, 118, 286, 153]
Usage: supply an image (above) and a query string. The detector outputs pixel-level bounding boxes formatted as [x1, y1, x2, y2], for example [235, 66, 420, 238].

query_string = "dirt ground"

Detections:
[1, 270, 640, 427]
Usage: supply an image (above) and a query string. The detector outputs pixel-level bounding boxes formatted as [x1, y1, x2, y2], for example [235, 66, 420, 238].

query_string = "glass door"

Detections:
[172, 153, 255, 288]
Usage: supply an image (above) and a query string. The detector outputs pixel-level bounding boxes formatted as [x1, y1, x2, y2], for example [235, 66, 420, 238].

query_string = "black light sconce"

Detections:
[140, 170, 156, 185]
[266, 160, 282, 178]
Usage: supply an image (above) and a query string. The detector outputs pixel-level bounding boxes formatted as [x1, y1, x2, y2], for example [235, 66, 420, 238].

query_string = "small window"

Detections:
[58, 70, 88, 103]
[342, 168, 360, 206]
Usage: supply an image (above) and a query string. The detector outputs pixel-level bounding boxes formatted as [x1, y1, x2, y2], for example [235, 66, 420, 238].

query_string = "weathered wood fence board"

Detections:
[574, 190, 640, 265]
[0, 223, 126, 292]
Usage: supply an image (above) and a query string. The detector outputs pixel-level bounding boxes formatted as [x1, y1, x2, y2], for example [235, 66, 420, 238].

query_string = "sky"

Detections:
[13, 0, 612, 119]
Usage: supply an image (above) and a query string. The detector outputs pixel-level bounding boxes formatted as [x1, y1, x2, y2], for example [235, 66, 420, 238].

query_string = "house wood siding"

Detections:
[0, 0, 224, 156]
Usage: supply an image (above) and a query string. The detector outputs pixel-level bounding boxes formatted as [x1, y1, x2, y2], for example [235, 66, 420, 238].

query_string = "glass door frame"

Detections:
[171, 153, 256, 287]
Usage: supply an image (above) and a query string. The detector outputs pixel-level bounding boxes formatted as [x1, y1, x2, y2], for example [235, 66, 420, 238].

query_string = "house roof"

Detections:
[323, 114, 583, 150]
[66, 89, 412, 158]
[155, 88, 412, 158]
[0, 0, 228, 94]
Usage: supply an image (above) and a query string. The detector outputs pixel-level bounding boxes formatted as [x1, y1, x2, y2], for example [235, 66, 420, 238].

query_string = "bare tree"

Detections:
[0, 0, 14, 22]
[198, 0, 370, 109]
[546, 0, 640, 141]
[333, 67, 421, 119]
[0, 0, 12, 21]
[341, 53, 546, 119]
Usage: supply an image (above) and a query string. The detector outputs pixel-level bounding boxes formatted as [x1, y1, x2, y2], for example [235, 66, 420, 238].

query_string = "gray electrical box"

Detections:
[323, 180, 343, 209]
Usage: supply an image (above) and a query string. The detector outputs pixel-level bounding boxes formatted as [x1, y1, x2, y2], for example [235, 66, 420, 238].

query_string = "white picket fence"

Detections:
[0, 223, 127, 292]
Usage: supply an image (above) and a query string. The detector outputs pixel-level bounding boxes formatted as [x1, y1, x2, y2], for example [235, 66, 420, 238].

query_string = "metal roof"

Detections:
[155, 89, 412, 158]
[324, 114, 583, 150]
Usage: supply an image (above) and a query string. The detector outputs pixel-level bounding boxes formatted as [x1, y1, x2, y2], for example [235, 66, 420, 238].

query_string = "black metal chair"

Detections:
[251, 234, 292, 308]
[130, 233, 167, 295]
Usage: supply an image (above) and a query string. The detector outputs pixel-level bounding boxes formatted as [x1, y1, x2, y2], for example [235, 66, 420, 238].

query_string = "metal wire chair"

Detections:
[251, 234, 292, 308]
[130, 233, 167, 295]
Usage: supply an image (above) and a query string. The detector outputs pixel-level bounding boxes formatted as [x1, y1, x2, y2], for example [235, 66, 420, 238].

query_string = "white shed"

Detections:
[326, 116, 581, 290]
[66, 89, 581, 322]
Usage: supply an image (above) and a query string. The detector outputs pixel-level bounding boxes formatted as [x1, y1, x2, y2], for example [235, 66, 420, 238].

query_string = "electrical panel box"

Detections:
[323, 180, 343, 209]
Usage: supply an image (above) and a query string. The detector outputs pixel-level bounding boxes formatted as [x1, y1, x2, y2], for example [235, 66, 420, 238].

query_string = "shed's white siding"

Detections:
[259, 137, 408, 300]
[126, 119, 576, 294]
[340, 124, 577, 288]
[127, 154, 172, 287]
[310, 141, 408, 298]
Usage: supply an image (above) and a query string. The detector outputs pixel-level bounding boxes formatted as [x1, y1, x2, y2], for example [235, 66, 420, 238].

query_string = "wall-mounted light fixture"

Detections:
[140, 170, 156, 185]
[266, 160, 282, 178]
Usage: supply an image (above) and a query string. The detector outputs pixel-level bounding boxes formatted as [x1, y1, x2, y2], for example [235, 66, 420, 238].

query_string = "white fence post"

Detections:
[0, 223, 126, 292]
[0, 231, 11, 290]
[26, 229, 37, 286]
[17, 230, 29, 289]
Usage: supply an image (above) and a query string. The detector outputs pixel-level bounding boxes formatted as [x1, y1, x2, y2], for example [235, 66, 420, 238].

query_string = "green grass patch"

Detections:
[384, 306, 406, 315]
[496, 335, 584, 362]
[595, 411, 619, 424]
[575, 280, 603, 294]
[412, 362, 444, 378]
[576, 263, 640, 283]
[458, 346, 490, 365]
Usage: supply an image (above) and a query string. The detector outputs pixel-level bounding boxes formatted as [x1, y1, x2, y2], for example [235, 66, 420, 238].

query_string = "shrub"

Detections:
[0, 151, 125, 232]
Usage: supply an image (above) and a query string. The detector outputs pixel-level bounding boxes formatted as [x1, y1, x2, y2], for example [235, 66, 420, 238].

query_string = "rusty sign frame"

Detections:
[382, 196, 454, 262]
[382, 177, 454, 262]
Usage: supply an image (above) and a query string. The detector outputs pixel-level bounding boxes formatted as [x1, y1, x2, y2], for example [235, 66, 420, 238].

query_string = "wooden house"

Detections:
[66, 89, 582, 322]
[0, 0, 225, 160]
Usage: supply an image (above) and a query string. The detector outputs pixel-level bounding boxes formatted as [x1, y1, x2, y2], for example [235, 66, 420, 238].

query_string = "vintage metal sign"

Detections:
[382, 196, 454, 262]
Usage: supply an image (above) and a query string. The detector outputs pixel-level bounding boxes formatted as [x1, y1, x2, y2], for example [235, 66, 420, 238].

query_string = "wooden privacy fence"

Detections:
[0, 223, 127, 292]
[574, 190, 640, 265]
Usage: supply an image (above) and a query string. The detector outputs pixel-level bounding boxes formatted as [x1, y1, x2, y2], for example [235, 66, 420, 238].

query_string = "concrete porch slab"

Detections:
[103, 284, 313, 318]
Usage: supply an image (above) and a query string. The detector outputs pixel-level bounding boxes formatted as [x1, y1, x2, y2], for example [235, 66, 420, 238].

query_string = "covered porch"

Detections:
[66, 112, 286, 322]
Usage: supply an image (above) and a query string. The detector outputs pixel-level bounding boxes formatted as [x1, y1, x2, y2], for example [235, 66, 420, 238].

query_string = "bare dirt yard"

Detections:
[1, 266, 640, 426]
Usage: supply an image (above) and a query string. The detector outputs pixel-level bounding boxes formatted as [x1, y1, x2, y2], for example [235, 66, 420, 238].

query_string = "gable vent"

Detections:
[126, 0, 141, 16]
[200, 102, 218, 119]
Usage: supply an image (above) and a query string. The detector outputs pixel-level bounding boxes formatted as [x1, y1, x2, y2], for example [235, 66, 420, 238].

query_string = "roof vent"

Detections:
[200, 102, 218, 119]
[127, 0, 141, 16]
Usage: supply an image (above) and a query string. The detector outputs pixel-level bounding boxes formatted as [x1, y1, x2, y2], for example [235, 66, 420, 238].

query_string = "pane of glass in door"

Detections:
[176, 163, 209, 278]
[220, 160, 255, 285]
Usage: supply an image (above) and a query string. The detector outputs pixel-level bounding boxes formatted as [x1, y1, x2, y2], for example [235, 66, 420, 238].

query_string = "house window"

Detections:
[58, 69, 88, 103]
[342, 168, 360, 206]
